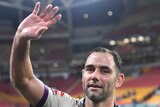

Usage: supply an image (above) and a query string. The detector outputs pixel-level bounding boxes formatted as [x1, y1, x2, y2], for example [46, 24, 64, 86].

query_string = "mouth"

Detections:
[87, 84, 103, 92]
[88, 84, 103, 89]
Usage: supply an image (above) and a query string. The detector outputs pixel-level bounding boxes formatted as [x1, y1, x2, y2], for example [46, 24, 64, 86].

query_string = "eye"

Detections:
[84, 66, 95, 73]
[101, 67, 112, 74]
[102, 69, 110, 73]
[86, 67, 94, 71]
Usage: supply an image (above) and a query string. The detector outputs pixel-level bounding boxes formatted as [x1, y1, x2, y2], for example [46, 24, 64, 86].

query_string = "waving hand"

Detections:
[17, 2, 62, 40]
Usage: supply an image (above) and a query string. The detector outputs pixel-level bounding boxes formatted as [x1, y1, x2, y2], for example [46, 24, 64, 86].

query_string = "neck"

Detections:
[85, 96, 115, 107]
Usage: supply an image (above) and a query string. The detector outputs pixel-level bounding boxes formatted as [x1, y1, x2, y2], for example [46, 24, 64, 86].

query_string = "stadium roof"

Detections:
[0, 0, 124, 30]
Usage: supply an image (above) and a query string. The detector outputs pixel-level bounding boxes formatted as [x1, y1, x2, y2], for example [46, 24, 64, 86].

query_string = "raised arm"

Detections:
[10, 2, 61, 106]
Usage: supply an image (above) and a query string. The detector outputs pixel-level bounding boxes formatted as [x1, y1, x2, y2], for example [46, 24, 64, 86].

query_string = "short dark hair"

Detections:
[87, 47, 123, 72]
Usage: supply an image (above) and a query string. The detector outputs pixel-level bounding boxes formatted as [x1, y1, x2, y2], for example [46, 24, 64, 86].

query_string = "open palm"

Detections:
[17, 2, 62, 40]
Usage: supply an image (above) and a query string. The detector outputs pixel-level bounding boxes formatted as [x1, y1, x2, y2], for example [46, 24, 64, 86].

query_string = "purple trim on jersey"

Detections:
[36, 85, 48, 107]
[30, 85, 49, 107]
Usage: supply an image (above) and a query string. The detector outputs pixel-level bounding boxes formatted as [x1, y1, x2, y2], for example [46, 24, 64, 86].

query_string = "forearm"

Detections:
[10, 32, 45, 106]
[10, 32, 35, 88]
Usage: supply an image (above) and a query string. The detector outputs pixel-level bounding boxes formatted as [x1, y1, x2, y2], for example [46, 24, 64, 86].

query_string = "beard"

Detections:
[83, 81, 115, 103]
[86, 89, 106, 103]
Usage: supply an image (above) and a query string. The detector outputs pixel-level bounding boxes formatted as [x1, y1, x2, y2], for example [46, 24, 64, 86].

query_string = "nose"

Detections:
[91, 68, 100, 81]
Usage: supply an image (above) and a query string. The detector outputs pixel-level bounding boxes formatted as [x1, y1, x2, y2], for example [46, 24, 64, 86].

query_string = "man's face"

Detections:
[82, 52, 119, 102]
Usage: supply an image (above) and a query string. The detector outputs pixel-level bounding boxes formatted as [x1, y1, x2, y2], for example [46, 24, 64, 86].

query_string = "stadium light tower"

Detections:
[60, 0, 74, 37]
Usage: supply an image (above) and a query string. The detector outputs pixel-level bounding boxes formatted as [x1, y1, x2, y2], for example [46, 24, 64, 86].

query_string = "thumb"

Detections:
[36, 27, 48, 37]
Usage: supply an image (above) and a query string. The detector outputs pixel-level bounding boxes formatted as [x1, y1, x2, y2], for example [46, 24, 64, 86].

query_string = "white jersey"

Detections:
[31, 85, 119, 107]
[32, 85, 84, 107]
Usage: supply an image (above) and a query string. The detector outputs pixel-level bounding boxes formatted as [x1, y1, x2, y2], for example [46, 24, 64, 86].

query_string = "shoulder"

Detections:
[44, 86, 84, 107]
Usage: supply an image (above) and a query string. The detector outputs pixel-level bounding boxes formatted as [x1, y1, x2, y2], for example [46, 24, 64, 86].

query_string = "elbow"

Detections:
[10, 74, 29, 89]
[9, 69, 28, 89]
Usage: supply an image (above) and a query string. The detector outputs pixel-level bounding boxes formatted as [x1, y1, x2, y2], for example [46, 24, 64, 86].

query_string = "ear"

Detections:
[115, 73, 125, 88]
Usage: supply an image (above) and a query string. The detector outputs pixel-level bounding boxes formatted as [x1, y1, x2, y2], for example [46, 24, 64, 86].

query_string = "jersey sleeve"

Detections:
[34, 85, 80, 107]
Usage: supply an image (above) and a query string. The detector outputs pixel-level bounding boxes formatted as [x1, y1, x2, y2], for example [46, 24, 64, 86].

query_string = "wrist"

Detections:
[14, 32, 30, 45]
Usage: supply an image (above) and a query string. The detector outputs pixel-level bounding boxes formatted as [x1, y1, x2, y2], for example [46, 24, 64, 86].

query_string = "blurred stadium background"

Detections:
[0, 0, 160, 107]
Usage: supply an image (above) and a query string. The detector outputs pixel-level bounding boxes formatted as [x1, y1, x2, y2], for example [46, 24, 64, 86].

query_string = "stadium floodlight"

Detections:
[144, 36, 150, 43]
[138, 36, 144, 42]
[130, 37, 137, 43]
[108, 11, 113, 16]
[109, 40, 116, 46]
[123, 38, 130, 44]
[83, 13, 89, 19]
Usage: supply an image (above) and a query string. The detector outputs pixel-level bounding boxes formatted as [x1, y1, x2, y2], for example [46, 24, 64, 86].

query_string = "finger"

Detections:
[32, 2, 41, 15]
[43, 6, 59, 21]
[46, 14, 62, 27]
[39, 4, 52, 18]
[55, 14, 62, 22]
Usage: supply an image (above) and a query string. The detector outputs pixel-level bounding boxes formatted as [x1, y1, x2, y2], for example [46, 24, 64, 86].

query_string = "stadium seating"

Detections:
[115, 66, 160, 105]
[0, 82, 18, 95]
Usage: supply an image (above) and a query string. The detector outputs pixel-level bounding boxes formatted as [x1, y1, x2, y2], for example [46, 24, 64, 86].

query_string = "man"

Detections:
[10, 2, 125, 107]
